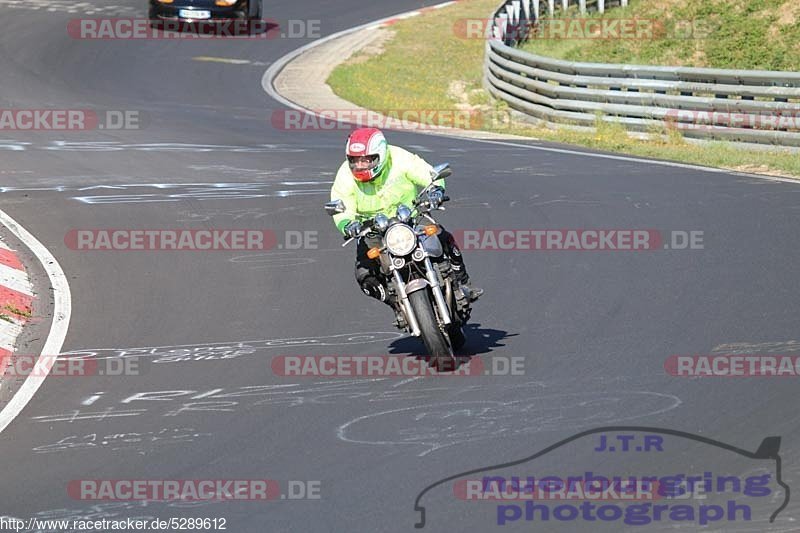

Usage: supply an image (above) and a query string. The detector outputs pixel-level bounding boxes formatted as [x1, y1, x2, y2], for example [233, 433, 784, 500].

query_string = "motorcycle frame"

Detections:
[379, 215, 453, 338]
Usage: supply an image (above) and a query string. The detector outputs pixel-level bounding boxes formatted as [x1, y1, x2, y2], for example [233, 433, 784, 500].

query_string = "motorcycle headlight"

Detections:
[384, 224, 417, 256]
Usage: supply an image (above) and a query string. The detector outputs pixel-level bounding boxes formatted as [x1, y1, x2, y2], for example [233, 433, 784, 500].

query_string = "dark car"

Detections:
[149, 0, 262, 25]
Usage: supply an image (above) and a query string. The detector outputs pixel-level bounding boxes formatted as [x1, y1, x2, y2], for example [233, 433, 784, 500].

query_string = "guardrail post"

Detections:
[547, 0, 554, 16]
[496, 13, 508, 42]
[505, 3, 518, 43]
[598, 0, 604, 13]
[514, 1, 527, 41]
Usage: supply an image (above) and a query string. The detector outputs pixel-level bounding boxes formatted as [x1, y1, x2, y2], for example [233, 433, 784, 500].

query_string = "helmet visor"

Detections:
[348, 154, 380, 172]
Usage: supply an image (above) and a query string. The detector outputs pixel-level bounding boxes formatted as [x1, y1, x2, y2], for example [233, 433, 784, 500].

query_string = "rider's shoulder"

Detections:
[333, 160, 355, 185]
[336, 159, 350, 171]
[387, 144, 418, 161]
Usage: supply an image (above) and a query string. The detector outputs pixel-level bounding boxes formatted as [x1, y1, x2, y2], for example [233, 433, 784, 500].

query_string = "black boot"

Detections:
[455, 271, 483, 302]
[360, 277, 397, 307]
[361, 278, 408, 330]
[445, 238, 482, 301]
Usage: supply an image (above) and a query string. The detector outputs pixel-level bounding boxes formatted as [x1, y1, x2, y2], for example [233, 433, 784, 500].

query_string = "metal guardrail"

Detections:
[485, 0, 800, 146]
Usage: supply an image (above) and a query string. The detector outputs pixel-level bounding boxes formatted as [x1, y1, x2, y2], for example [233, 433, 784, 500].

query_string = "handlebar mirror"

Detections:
[374, 213, 390, 231]
[397, 205, 412, 222]
[324, 199, 346, 216]
[430, 163, 451, 182]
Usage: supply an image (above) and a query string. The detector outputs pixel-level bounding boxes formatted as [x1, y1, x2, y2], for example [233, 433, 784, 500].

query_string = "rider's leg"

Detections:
[438, 227, 483, 300]
[354, 236, 395, 306]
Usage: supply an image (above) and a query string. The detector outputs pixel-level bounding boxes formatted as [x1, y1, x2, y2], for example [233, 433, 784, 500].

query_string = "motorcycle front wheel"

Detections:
[408, 288, 455, 371]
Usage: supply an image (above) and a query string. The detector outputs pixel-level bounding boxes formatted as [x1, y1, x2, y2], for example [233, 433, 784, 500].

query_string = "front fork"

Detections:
[392, 269, 422, 337]
[423, 257, 452, 326]
[391, 257, 452, 338]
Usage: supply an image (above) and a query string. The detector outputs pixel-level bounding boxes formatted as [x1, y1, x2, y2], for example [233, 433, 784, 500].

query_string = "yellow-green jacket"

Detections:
[330, 146, 442, 234]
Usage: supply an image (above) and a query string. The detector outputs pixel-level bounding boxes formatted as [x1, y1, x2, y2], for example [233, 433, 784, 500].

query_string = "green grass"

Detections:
[328, 0, 495, 116]
[327, 0, 800, 178]
[4, 304, 31, 318]
[521, 0, 800, 70]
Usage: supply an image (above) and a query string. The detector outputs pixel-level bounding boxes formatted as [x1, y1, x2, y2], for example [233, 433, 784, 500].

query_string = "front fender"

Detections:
[404, 278, 430, 295]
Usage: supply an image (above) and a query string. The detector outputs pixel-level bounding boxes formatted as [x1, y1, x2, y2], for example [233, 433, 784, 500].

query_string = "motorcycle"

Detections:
[325, 163, 473, 371]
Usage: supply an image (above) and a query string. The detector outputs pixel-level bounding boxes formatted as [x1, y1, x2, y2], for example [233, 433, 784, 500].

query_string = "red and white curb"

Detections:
[0, 238, 34, 363]
[0, 209, 71, 434]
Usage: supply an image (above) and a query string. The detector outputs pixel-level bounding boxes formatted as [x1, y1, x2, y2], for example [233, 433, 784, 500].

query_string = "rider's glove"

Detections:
[427, 186, 445, 209]
[344, 220, 362, 239]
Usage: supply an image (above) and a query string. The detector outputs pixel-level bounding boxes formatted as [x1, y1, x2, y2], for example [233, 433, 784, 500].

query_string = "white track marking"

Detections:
[392, 376, 422, 388]
[190, 389, 224, 400]
[192, 56, 269, 66]
[193, 56, 252, 65]
[392, 11, 420, 20]
[0, 209, 72, 434]
[82, 393, 103, 406]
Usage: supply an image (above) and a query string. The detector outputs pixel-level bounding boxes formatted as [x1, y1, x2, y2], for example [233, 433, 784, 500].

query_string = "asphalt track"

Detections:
[1, 1, 800, 532]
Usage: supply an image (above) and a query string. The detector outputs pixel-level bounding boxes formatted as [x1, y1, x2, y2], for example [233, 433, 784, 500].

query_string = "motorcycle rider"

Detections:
[330, 127, 482, 324]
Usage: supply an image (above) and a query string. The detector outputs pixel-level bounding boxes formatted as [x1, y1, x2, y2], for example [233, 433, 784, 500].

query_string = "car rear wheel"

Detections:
[249, 0, 262, 20]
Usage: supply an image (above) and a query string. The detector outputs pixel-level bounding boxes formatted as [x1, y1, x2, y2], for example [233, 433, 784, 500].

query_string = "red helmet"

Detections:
[346, 128, 388, 182]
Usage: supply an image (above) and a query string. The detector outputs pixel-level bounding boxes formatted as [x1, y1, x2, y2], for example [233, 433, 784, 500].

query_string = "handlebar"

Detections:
[341, 219, 375, 247]
[413, 191, 449, 212]
[341, 189, 449, 247]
